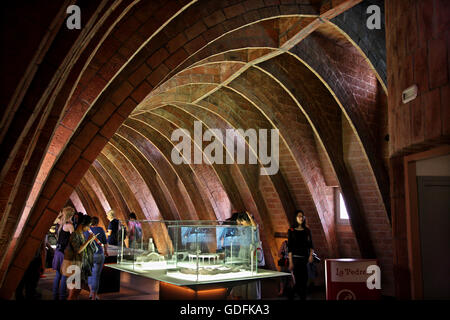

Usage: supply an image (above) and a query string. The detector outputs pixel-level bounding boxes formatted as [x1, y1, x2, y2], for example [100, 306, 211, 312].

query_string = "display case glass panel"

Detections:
[116, 220, 260, 282]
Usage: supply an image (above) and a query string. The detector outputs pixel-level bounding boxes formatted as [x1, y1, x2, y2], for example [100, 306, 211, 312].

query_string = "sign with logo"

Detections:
[325, 259, 381, 300]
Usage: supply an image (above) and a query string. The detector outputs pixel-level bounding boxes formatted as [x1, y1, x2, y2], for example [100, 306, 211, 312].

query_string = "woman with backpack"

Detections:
[62, 215, 97, 300]
[84, 216, 108, 300]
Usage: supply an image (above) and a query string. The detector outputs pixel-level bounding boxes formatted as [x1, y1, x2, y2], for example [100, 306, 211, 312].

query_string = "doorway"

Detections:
[417, 176, 450, 299]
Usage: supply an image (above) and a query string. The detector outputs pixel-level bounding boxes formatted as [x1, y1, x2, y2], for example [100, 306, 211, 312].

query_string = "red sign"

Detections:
[325, 259, 381, 300]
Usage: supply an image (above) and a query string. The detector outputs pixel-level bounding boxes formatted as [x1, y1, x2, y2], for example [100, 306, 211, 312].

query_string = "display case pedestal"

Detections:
[159, 281, 228, 300]
[106, 263, 290, 300]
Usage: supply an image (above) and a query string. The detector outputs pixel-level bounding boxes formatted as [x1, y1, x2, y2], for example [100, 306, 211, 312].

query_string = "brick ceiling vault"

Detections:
[0, 0, 394, 297]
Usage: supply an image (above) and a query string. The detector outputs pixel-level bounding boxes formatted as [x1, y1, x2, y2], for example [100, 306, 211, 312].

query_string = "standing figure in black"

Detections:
[106, 210, 119, 246]
[288, 210, 314, 300]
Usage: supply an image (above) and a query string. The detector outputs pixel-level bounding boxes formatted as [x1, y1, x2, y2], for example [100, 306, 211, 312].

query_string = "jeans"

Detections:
[88, 253, 105, 294]
[52, 270, 67, 300]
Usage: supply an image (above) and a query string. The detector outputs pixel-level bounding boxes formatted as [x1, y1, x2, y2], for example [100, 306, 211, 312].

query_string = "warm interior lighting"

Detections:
[159, 281, 227, 300]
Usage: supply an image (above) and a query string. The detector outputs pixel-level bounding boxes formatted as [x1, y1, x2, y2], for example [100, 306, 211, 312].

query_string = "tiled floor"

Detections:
[34, 268, 325, 300]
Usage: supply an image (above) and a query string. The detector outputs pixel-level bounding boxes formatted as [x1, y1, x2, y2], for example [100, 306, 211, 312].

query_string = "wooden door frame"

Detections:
[403, 145, 450, 299]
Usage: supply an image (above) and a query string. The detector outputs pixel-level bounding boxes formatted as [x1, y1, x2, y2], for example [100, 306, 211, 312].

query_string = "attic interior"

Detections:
[0, 0, 449, 300]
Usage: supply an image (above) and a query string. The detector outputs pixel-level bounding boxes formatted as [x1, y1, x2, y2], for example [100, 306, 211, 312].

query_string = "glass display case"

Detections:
[116, 220, 261, 283]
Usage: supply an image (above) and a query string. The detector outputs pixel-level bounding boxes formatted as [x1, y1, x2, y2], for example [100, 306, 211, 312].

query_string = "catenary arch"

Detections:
[114, 125, 198, 220]
[136, 73, 339, 258]
[141, 103, 295, 265]
[79, 33, 384, 260]
[135, 26, 386, 258]
[135, 91, 332, 260]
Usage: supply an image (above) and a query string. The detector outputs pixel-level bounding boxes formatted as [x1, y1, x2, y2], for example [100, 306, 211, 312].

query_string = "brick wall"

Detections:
[386, 0, 450, 156]
[331, 0, 387, 84]
[386, 0, 450, 299]
[343, 117, 394, 295]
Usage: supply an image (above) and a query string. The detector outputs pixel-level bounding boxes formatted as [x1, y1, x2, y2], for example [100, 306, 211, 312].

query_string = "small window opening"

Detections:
[339, 192, 349, 220]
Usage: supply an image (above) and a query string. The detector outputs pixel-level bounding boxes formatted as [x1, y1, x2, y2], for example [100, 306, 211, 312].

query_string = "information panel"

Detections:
[325, 259, 381, 300]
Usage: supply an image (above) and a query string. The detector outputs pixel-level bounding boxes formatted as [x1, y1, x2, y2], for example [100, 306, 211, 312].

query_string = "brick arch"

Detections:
[29, 10, 310, 245]
[138, 62, 324, 232]
[102, 142, 163, 221]
[132, 110, 240, 220]
[101, 141, 182, 250]
[149, 106, 243, 217]
[86, 96, 288, 266]
[123, 117, 217, 220]
[94, 152, 160, 247]
[76, 179, 103, 219]
[0, 0, 122, 177]
[199, 84, 336, 249]
[266, 46, 391, 263]
[140, 18, 390, 241]
[108, 135, 180, 221]
[147, 41, 387, 227]
[139, 80, 333, 261]
[134, 53, 376, 262]
[329, 0, 387, 86]
[2, 0, 193, 292]
[149, 102, 290, 266]
[251, 52, 393, 288]
[92, 156, 136, 224]
[251, 58, 374, 255]
[174, 101, 298, 234]
[0, 0, 147, 290]
[0, 1, 378, 298]
[141, 68, 326, 219]
[152, 32, 389, 260]
[88, 162, 130, 222]
[115, 126, 197, 220]
[142, 89, 331, 264]
[80, 171, 112, 230]
[83, 169, 112, 214]
[166, 101, 318, 265]
[73, 184, 95, 216]
[289, 34, 390, 219]
[76, 178, 109, 229]
[69, 190, 87, 215]
[0, 0, 140, 258]
[148, 42, 388, 230]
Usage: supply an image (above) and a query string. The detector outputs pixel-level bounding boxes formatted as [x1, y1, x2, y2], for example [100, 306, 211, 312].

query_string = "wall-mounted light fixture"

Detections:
[402, 84, 418, 104]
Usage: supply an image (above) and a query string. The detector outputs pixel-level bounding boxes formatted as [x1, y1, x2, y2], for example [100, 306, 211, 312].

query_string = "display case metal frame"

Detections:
[109, 220, 289, 287]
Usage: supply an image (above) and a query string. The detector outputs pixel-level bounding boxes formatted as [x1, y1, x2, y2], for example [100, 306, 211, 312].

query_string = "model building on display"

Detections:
[113, 220, 272, 284]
